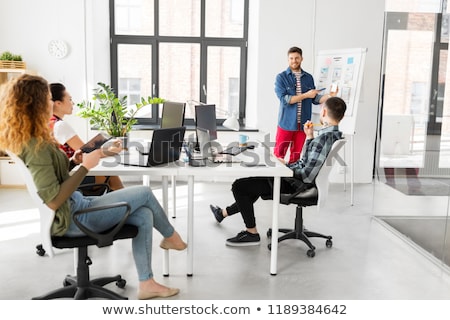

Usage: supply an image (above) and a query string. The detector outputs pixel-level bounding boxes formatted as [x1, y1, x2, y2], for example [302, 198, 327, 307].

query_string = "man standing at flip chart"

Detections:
[274, 46, 337, 164]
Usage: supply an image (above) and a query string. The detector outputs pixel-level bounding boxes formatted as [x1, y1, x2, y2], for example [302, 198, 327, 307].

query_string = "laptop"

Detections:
[120, 127, 186, 167]
[196, 127, 239, 164]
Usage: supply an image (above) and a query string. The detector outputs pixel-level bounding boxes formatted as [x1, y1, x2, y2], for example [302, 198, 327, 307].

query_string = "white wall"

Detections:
[313, 0, 385, 183]
[0, 0, 385, 183]
[0, 0, 110, 142]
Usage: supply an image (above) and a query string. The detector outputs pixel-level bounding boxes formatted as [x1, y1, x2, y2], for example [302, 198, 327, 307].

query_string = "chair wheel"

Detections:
[36, 244, 45, 256]
[63, 279, 71, 287]
[307, 249, 315, 258]
[267, 229, 272, 238]
[267, 243, 271, 251]
[326, 239, 333, 248]
[116, 279, 126, 288]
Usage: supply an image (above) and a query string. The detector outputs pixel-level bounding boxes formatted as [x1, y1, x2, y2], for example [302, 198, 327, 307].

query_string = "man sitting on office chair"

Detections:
[209, 97, 346, 246]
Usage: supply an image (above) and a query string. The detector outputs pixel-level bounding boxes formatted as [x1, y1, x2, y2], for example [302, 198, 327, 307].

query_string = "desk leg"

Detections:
[187, 175, 194, 276]
[143, 175, 150, 187]
[270, 176, 281, 276]
[171, 175, 176, 218]
[162, 176, 170, 276]
[343, 141, 347, 191]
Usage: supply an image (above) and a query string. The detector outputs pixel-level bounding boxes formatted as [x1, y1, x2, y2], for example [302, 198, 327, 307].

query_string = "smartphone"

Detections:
[318, 88, 326, 91]
[331, 83, 338, 92]
[80, 133, 112, 153]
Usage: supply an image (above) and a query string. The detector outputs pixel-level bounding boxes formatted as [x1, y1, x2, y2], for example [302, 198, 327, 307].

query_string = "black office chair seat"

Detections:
[267, 186, 332, 258]
[52, 224, 138, 249]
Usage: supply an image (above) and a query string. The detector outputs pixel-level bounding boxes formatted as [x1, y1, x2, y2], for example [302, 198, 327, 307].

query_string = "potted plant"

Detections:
[0, 51, 26, 69]
[77, 82, 164, 141]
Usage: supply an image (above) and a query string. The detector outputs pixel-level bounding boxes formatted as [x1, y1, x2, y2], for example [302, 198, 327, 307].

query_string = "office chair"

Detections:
[77, 177, 111, 196]
[7, 151, 139, 299]
[160, 101, 186, 129]
[267, 139, 346, 257]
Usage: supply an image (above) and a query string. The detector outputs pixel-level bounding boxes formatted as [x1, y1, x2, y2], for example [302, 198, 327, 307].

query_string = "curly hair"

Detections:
[0, 74, 54, 154]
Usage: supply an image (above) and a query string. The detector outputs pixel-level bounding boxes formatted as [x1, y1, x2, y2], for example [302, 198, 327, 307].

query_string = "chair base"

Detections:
[267, 205, 333, 257]
[33, 246, 129, 300]
[268, 227, 333, 258]
[32, 274, 128, 300]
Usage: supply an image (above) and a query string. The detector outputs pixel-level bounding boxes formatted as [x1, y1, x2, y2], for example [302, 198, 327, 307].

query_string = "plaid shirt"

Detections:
[287, 125, 343, 183]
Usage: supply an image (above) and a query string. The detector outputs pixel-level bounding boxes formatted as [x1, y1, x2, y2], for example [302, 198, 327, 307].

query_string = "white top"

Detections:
[53, 120, 77, 145]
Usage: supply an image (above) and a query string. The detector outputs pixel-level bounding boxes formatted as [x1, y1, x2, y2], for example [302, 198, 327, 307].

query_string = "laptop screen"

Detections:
[195, 104, 217, 141]
[146, 126, 186, 166]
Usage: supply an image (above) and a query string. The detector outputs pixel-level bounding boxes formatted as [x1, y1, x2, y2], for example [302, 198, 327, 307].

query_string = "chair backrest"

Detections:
[314, 139, 346, 210]
[6, 151, 56, 257]
[160, 101, 186, 129]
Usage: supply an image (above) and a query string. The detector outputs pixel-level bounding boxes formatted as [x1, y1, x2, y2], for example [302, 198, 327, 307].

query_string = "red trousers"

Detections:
[274, 124, 306, 164]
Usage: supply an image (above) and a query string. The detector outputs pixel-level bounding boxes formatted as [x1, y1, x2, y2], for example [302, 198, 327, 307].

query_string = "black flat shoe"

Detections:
[210, 204, 224, 223]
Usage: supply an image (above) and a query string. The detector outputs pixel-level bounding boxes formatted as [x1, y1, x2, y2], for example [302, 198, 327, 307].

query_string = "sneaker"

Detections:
[210, 204, 224, 223]
[226, 231, 260, 246]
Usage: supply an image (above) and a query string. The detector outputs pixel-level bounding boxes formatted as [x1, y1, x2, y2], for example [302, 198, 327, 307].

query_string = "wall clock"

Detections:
[48, 40, 68, 59]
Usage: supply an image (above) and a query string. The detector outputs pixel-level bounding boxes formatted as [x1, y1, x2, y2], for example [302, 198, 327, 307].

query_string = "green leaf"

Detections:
[77, 82, 164, 137]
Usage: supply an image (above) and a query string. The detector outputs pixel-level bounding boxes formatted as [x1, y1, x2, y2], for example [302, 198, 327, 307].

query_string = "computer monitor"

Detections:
[160, 101, 186, 129]
[195, 104, 217, 141]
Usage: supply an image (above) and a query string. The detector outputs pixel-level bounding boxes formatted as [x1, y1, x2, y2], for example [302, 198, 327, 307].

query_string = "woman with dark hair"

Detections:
[50, 83, 124, 191]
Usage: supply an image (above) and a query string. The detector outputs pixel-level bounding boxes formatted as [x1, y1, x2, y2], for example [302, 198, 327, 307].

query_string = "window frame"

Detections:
[109, 0, 249, 127]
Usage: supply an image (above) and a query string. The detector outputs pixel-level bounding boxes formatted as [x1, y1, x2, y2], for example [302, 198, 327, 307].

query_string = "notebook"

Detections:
[120, 127, 186, 167]
[196, 128, 239, 164]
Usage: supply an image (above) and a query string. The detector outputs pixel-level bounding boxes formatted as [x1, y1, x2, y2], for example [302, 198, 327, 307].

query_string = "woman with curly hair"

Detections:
[0, 74, 186, 299]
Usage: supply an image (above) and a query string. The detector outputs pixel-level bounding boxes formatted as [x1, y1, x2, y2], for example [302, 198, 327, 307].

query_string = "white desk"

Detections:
[90, 149, 292, 276]
[177, 151, 292, 276]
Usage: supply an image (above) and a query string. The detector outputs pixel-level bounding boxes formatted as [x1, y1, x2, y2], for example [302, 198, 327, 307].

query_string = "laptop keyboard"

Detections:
[219, 145, 254, 156]
[219, 146, 242, 156]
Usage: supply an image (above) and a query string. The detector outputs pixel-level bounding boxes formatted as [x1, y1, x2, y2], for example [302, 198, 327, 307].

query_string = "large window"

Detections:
[110, 0, 249, 126]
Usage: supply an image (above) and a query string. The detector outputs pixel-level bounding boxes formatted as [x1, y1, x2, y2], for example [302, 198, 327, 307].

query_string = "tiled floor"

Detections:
[0, 179, 450, 300]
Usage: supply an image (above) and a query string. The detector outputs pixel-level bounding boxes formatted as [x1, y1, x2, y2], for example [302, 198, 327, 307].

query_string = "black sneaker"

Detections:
[210, 204, 224, 223]
[226, 231, 260, 246]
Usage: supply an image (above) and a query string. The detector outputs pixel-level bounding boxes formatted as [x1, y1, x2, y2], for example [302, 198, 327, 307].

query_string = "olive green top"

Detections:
[20, 139, 88, 236]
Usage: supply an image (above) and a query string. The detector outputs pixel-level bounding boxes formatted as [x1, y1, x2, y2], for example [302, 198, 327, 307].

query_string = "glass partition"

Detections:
[375, 0, 450, 272]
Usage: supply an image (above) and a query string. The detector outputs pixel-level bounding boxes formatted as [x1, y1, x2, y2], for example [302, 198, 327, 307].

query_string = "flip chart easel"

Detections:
[313, 48, 367, 205]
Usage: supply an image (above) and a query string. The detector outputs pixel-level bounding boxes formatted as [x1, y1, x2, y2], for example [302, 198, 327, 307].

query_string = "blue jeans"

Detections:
[65, 185, 174, 281]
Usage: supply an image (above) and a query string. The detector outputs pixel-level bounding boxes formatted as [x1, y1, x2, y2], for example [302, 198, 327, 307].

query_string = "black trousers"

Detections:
[227, 177, 299, 229]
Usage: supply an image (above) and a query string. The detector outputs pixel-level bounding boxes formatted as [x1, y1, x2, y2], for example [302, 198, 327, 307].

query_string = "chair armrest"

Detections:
[73, 201, 131, 247]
